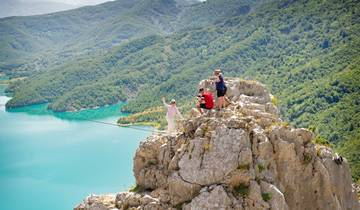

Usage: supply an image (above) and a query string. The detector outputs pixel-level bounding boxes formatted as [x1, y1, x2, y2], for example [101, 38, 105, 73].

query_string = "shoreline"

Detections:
[0, 75, 157, 130]
[118, 121, 161, 129]
[6, 100, 127, 113]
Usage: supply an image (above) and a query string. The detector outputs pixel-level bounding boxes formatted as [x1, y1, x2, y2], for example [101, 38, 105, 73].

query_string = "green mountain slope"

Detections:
[1, 0, 360, 180]
[0, 0, 259, 77]
[0, 0, 167, 76]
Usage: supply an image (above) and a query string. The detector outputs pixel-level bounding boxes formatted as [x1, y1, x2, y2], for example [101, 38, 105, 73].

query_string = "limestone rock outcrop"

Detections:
[75, 78, 359, 210]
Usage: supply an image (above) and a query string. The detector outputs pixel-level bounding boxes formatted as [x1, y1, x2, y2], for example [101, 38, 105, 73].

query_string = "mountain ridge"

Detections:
[0, 0, 259, 77]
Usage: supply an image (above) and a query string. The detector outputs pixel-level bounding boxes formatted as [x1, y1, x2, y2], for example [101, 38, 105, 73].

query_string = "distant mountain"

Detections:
[0, 0, 258, 77]
[0, 0, 80, 18]
[1, 0, 359, 181]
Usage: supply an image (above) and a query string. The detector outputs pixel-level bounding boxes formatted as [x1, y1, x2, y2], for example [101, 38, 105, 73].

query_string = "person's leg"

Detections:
[166, 116, 170, 131]
[197, 103, 204, 114]
[218, 96, 224, 110]
[190, 108, 202, 117]
[198, 103, 206, 114]
[167, 116, 176, 132]
[216, 90, 222, 110]
[224, 96, 231, 106]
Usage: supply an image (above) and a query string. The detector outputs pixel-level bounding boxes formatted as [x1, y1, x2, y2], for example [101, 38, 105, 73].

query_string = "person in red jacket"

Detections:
[197, 88, 214, 114]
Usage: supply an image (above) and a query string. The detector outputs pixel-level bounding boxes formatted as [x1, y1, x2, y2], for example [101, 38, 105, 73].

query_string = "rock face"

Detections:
[75, 78, 359, 210]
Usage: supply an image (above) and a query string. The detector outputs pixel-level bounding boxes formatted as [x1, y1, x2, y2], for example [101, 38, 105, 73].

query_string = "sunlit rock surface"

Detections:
[75, 78, 359, 210]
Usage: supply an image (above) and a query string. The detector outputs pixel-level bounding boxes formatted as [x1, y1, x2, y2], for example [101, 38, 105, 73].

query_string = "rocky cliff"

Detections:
[75, 78, 359, 210]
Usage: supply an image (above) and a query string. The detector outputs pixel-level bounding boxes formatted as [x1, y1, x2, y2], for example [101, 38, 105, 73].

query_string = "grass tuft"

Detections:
[129, 184, 144, 193]
[257, 163, 266, 173]
[262, 192, 272, 202]
[237, 163, 250, 170]
[234, 183, 250, 197]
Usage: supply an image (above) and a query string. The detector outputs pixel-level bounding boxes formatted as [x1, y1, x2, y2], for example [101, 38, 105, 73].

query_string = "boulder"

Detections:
[75, 194, 116, 210]
[183, 185, 234, 210]
[168, 172, 201, 205]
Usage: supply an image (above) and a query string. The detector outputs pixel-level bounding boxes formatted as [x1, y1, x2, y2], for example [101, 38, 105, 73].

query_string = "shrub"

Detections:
[271, 95, 279, 106]
[146, 159, 158, 166]
[303, 153, 313, 164]
[257, 163, 266, 173]
[203, 142, 211, 151]
[308, 125, 316, 133]
[234, 183, 250, 197]
[129, 184, 144, 193]
[314, 135, 332, 147]
[262, 192, 272, 202]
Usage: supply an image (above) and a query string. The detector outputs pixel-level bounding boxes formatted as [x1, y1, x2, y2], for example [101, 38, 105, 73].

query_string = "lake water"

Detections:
[0, 83, 151, 210]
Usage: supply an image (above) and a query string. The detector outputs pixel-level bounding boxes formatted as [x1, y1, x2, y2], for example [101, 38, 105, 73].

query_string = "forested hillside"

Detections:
[1, 0, 359, 181]
[0, 0, 259, 77]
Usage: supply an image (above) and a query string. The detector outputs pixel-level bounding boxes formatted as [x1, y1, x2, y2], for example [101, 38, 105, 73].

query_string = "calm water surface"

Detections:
[0, 84, 151, 210]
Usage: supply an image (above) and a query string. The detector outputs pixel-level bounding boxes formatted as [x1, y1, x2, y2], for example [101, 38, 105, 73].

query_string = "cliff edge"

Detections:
[75, 78, 359, 210]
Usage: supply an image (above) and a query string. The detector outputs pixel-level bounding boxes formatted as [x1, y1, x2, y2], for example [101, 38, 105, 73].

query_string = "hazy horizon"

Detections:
[0, 0, 114, 18]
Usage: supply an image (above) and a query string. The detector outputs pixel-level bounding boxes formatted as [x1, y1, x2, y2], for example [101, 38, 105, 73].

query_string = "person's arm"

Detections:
[208, 76, 217, 84]
[176, 107, 184, 119]
[219, 74, 224, 82]
[162, 97, 169, 107]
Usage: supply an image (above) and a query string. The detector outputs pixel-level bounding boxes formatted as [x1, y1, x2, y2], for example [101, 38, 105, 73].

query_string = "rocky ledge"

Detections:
[75, 78, 359, 210]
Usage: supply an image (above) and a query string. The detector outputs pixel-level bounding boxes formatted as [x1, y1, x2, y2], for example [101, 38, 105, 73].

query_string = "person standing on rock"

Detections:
[162, 97, 183, 133]
[213, 69, 228, 111]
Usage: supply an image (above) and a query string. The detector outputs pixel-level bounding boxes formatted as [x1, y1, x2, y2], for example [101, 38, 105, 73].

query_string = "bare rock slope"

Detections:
[75, 78, 359, 210]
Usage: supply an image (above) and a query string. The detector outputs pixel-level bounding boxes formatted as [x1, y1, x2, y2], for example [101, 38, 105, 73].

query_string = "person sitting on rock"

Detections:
[197, 88, 214, 114]
[162, 97, 183, 133]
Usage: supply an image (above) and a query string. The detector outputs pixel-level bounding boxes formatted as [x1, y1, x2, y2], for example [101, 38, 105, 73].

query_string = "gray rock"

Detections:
[178, 126, 249, 185]
[260, 181, 289, 210]
[183, 185, 234, 210]
[168, 172, 201, 205]
[75, 79, 359, 210]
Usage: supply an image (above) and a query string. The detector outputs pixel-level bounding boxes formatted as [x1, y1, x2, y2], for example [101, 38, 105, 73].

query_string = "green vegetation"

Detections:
[237, 163, 250, 170]
[271, 95, 279, 107]
[262, 192, 272, 202]
[303, 153, 313, 165]
[117, 106, 165, 128]
[146, 159, 158, 167]
[338, 133, 360, 182]
[1, 0, 359, 181]
[234, 183, 250, 197]
[257, 164, 266, 173]
[129, 184, 144, 193]
[314, 136, 332, 147]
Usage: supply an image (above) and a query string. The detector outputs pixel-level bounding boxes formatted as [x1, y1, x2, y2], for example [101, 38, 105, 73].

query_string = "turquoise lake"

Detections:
[0, 83, 151, 210]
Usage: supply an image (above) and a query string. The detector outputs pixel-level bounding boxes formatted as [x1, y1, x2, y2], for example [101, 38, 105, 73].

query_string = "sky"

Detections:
[13, 0, 111, 6]
[0, 0, 205, 18]
[0, 0, 114, 17]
